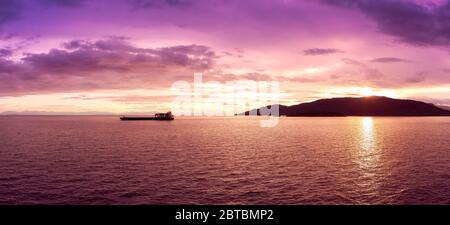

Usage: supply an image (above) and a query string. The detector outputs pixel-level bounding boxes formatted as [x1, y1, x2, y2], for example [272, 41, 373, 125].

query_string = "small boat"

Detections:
[120, 112, 174, 121]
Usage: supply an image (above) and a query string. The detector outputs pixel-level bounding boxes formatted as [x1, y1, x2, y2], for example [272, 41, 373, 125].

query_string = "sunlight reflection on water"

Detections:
[355, 117, 382, 201]
[360, 117, 376, 152]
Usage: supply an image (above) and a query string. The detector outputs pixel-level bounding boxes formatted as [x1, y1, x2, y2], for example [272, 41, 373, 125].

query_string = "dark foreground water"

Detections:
[0, 116, 449, 204]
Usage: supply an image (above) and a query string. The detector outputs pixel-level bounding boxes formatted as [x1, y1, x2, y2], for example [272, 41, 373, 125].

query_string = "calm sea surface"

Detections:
[0, 116, 449, 204]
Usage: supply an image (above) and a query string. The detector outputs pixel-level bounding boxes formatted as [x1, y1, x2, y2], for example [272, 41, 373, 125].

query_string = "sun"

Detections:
[359, 87, 398, 98]
[329, 86, 399, 99]
[360, 87, 374, 97]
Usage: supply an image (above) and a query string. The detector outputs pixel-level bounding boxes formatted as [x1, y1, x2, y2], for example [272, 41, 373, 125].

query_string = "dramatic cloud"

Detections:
[303, 48, 342, 56]
[0, 38, 216, 96]
[1, 0, 450, 113]
[370, 57, 410, 63]
[321, 0, 450, 46]
[0, 49, 13, 57]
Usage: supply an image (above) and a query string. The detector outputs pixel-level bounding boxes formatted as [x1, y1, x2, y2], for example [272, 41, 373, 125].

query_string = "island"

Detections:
[238, 96, 450, 117]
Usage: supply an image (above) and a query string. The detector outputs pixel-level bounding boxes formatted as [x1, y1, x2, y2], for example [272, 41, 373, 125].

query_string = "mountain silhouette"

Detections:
[239, 96, 450, 116]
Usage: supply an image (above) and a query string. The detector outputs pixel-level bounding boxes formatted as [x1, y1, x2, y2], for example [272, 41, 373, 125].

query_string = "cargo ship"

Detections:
[120, 112, 174, 121]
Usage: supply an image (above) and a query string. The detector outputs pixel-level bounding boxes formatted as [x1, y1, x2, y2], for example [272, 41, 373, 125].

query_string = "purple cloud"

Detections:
[0, 49, 13, 57]
[321, 0, 450, 46]
[405, 72, 427, 83]
[371, 57, 410, 63]
[303, 48, 342, 56]
[40, 0, 85, 7]
[126, 0, 193, 9]
[0, 38, 216, 96]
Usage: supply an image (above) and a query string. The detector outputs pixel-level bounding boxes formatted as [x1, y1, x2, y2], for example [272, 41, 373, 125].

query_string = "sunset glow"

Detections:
[1, 0, 450, 114]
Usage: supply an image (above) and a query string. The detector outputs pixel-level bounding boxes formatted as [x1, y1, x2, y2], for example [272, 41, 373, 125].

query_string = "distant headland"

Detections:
[238, 96, 450, 117]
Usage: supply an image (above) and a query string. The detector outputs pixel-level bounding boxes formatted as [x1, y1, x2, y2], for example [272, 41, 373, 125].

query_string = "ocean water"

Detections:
[0, 116, 449, 205]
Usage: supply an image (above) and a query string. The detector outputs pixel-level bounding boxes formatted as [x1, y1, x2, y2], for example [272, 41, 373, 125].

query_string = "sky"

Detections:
[0, 0, 450, 114]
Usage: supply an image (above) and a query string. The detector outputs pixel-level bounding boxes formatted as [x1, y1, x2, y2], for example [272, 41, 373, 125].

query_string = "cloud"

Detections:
[370, 57, 410, 63]
[339, 58, 385, 84]
[0, 37, 216, 96]
[320, 0, 450, 46]
[0, 49, 13, 57]
[126, 0, 193, 9]
[303, 48, 342, 55]
[40, 0, 85, 7]
[405, 71, 427, 83]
